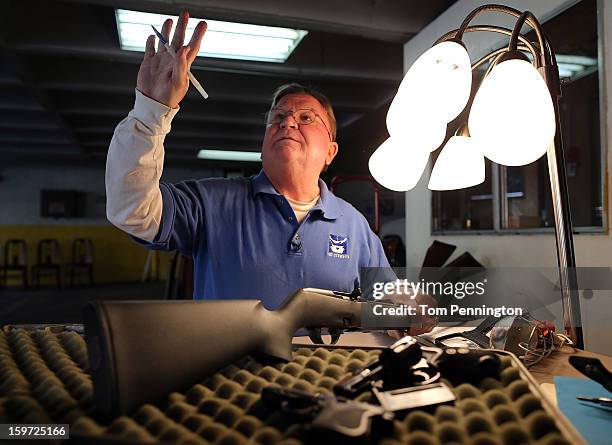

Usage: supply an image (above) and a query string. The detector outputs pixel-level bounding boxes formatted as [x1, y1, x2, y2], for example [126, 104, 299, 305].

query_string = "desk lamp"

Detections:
[369, 4, 583, 348]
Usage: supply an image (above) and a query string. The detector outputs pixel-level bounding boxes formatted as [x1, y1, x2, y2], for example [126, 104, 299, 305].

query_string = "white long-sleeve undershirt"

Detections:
[105, 89, 179, 242]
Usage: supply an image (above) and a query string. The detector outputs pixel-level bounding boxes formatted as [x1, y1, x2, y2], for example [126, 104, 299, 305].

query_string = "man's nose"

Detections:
[279, 114, 298, 129]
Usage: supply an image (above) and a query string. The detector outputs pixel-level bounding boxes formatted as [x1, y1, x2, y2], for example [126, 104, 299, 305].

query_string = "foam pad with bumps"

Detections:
[0, 328, 578, 444]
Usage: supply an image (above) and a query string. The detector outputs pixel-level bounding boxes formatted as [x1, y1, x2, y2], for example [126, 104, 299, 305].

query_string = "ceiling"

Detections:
[0, 0, 455, 175]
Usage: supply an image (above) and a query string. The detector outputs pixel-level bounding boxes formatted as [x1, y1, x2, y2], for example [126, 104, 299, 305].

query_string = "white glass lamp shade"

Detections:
[387, 41, 472, 144]
[368, 138, 430, 191]
[469, 58, 556, 166]
[428, 136, 485, 190]
[385, 110, 448, 153]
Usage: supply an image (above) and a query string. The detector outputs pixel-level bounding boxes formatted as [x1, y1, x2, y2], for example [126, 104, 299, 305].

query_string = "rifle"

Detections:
[83, 288, 414, 419]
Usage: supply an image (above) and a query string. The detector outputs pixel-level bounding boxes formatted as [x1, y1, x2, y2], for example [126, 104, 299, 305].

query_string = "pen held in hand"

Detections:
[151, 25, 209, 99]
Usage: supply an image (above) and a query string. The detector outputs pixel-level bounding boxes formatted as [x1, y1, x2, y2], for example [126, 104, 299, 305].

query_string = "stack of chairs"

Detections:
[1, 239, 29, 288]
[0, 238, 95, 288]
[32, 239, 63, 288]
[66, 238, 95, 286]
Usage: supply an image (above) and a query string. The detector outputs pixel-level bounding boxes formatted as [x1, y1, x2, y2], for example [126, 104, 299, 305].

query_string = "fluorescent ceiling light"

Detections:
[197, 149, 261, 162]
[524, 53, 598, 81]
[115, 9, 308, 63]
[556, 56, 598, 81]
[555, 54, 598, 67]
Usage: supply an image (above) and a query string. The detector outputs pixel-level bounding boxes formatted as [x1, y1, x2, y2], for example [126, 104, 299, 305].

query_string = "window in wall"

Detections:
[432, 161, 494, 231]
[432, 0, 604, 233]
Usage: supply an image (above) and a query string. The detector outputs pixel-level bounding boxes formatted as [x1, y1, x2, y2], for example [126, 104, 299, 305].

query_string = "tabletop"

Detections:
[292, 329, 612, 388]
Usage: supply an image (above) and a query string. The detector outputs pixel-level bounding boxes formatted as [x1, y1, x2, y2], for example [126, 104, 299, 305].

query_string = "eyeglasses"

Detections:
[266, 108, 334, 141]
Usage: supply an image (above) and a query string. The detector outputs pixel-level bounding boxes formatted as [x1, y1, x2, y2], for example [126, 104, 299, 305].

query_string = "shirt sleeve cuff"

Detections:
[130, 89, 180, 134]
[130, 182, 176, 248]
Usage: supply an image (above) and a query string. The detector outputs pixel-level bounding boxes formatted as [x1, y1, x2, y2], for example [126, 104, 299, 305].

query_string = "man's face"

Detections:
[261, 93, 338, 180]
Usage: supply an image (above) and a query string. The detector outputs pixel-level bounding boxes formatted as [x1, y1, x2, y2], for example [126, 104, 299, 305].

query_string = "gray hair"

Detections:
[270, 83, 337, 141]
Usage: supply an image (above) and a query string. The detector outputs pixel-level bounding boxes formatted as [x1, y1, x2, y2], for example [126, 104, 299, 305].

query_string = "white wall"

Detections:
[403, 0, 612, 354]
[0, 165, 107, 225]
[0, 164, 224, 225]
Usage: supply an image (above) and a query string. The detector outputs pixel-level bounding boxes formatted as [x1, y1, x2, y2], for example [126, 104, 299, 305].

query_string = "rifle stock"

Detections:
[84, 288, 411, 419]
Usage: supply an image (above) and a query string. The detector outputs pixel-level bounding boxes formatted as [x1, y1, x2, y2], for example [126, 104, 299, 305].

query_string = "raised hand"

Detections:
[136, 10, 207, 108]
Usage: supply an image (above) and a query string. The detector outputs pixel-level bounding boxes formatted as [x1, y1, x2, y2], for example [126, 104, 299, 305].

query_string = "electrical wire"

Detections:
[517, 317, 574, 368]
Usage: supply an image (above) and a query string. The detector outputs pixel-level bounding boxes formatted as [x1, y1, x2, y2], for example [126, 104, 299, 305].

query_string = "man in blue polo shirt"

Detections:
[105, 11, 435, 335]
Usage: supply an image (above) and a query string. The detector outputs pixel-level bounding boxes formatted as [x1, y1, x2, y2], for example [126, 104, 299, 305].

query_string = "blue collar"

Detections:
[251, 169, 342, 220]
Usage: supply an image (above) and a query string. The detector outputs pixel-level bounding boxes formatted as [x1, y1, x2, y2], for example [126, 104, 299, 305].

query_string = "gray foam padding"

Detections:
[0, 328, 574, 445]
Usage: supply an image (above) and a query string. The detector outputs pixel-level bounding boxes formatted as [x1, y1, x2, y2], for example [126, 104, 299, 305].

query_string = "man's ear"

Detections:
[325, 141, 339, 166]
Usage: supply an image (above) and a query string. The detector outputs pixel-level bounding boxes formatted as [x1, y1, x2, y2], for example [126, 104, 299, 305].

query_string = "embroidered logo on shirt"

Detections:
[328, 234, 350, 259]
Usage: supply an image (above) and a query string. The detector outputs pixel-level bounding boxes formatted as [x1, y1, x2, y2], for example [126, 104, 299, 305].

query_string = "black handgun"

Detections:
[261, 385, 394, 444]
[334, 337, 502, 411]
[334, 336, 442, 398]
[435, 346, 502, 385]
